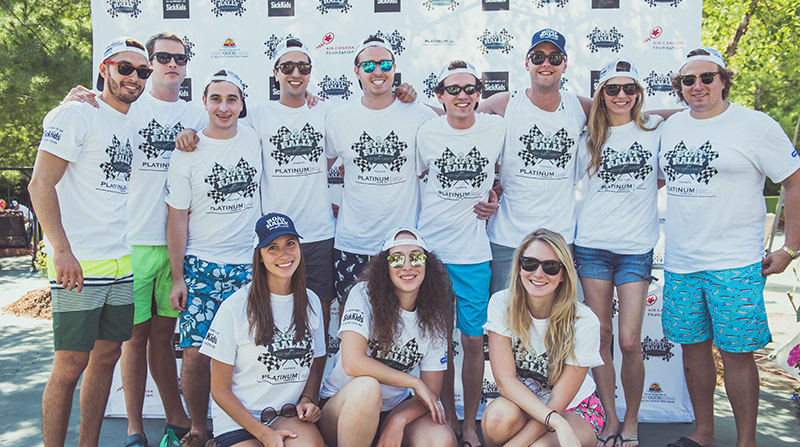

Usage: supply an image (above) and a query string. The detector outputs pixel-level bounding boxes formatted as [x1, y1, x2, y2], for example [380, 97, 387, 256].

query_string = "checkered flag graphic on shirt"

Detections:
[369, 338, 423, 373]
[257, 352, 282, 373]
[138, 120, 164, 159]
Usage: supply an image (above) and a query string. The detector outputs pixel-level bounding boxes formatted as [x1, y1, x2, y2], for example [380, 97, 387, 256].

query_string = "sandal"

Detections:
[125, 433, 147, 447]
[667, 437, 702, 447]
[596, 433, 620, 447]
[620, 436, 638, 447]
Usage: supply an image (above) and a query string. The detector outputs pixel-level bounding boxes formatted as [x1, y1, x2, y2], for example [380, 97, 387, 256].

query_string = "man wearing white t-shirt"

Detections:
[29, 37, 150, 447]
[165, 69, 261, 447]
[660, 47, 800, 447]
[416, 60, 505, 447]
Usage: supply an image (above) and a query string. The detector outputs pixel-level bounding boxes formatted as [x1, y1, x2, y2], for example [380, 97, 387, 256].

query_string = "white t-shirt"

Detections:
[246, 100, 336, 243]
[659, 104, 800, 273]
[165, 127, 262, 265]
[487, 91, 586, 246]
[38, 98, 132, 261]
[199, 284, 326, 437]
[320, 281, 448, 411]
[575, 116, 663, 254]
[416, 114, 506, 264]
[326, 99, 437, 255]
[484, 290, 603, 409]
[128, 93, 207, 246]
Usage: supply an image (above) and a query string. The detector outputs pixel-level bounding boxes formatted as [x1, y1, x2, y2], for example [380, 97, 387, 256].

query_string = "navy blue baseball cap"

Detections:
[255, 213, 302, 248]
[528, 29, 567, 56]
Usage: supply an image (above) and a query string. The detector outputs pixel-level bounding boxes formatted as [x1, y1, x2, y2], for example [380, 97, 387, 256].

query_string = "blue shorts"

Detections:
[214, 428, 255, 447]
[179, 255, 252, 348]
[446, 262, 491, 337]
[663, 262, 771, 353]
[574, 246, 654, 285]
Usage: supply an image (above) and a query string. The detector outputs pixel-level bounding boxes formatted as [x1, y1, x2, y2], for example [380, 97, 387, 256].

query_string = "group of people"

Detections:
[28, 24, 799, 447]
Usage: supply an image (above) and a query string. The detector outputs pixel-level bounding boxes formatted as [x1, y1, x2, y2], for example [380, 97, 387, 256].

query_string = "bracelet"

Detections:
[299, 394, 314, 404]
[781, 245, 800, 260]
[544, 410, 557, 433]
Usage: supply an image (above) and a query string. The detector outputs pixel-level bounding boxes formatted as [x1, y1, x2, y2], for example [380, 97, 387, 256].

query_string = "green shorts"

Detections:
[132, 245, 176, 324]
[47, 256, 134, 351]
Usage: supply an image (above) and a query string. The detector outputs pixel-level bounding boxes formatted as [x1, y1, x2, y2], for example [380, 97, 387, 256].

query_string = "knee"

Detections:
[52, 351, 91, 382]
[619, 334, 642, 358]
[461, 335, 483, 354]
[481, 401, 518, 441]
[343, 376, 383, 411]
[181, 348, 209, 373]
[92, 342, 122, 367]
[598, 322, 614, 348]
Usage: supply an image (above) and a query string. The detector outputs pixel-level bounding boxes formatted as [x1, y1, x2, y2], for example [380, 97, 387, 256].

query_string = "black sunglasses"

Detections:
[443, 84, 479, 95]
[277, 61, 312, 75]
[603, 83, 638, 97]
[104, 61, 152, 79]
[679, 72, 719, 87]
[519, 256, 563, 275]
[260, 403, 298, 424]
[151, 52, 188, 66]
[528, 52, 565, 66]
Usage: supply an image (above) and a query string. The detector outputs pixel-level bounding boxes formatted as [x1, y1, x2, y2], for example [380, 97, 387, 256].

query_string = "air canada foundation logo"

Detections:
[598, 143, 653, 184]
[318, 0, 352, 13]
[204, 159, 258, 204]
[163, 0, 190, 18]
[662, 141, 718, 185]
[353, 132, 407, 172]
[107, 0, 141, 18]
[269, 124, 324, 165]
[101, 136, 133, 181]
[534, 0, 568, 7]
[641, 336, 675, 361]
[478, 29, 514, 54]
[424, 0, 459, 11]
[318, 75, 353, 100]
[264, 34, 296, 58]
[643, 71, 674, 96]
[268, 0, 295, 16]
[519, 126, 574, 168]
[138, 120, 185, 159]
[645, 0, 682, 6]
[435, 148, 489, 189]
[211, 0, 246, 16]
[587, 27, 624, 53]
[375, 0, 401, 12]
[370, 30, 406, 55]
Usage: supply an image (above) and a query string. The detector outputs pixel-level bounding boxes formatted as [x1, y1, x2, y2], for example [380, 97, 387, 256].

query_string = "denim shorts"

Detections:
[573, 246, 654, 285]
[214, 428, 255, 447]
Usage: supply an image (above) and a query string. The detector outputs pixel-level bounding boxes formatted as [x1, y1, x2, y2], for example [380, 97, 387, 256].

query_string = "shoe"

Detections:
[180, 432, 211, 447]
[125, 433, 147, 447]
[666, 437, 702, 447]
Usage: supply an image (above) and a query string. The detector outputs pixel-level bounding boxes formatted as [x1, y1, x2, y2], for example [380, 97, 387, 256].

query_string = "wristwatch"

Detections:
[780, 245, 800, 259]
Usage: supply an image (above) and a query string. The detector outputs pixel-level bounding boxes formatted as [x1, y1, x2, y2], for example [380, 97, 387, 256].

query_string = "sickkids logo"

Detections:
[107, 0, 141, 18]
[644, 0, 682, 6]
[179, 78, 192, 102]
[534, 0, 568, 7]
[643, 26, 684, 51]
[587, 27, 624, 53]
[424, 0, 459, 11]
[264, 34, 296, 59]
[375, 0, 401, 13]
[352, 131, 407, 172]
[662, 141, 719, 185]
[268, 0, 295, 16]
[204, 158, 258, 205]
[643, 71, 674, 96]
[518, 126, 574, 169]
[478, 29, 514, 55]
[211, 38, 249, 59]
[318, 0, 352, 14]
[482, 0, 509, 11]
[597, 143, 653, 184]
[641, 336, 675, 362]
[590, 70, 601, 97]
[163, 0, 190, 18]
[269, 76, 280, 101]
[481, 72, 508, 99]
[318, 75, 353, 100]
[101, 136, 133, 181]
[370, 30, 406, 55]
[591, 0, 618, 8]
[211, 0, 246, 16]
[269, 124, 324, 166]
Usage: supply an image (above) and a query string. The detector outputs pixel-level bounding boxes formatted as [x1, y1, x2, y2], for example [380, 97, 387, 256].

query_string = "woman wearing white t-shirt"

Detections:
[482, 229, 604, 447]
[318, 227, 457, 447]
[199, 213, 326, 447]
[574, 59, 662, 447]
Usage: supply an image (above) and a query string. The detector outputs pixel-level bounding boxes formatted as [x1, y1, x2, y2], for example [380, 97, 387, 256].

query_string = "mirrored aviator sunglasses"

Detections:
[528, 52, 565, 66]
[603, 83, 638, 96]
[278, 61, 312, 75]
[359, 59, 394, 73]
[387, 253, 427, 268]
[519, 256, 563, 275]
[104, 61, 153, 79]
[444, 84, 479, 95]
[152, 52, 188, 66]
[680, 72, 719, 87]
[260, 403, 298, 424]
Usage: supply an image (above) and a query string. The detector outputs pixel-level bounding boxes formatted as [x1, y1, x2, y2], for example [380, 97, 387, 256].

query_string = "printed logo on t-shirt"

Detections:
[434, 147, 489, 194]
[204, 158, 258, 206]
[256, 328, 314, 384]
[269, 123, 324, 168]
[596, 142, 653, 188]
[368, 338, 423, 373]
[662, 140, 719, 190]
[351, 131, 409, 185]
[518, 126, 574, 177]
[137, 119, 185, 169]
[513, 340, 551, 389]
[99, 135, 133, 192]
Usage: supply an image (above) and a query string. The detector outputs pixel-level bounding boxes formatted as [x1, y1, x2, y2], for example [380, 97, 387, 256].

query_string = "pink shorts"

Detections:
[565, 392, 605, 437]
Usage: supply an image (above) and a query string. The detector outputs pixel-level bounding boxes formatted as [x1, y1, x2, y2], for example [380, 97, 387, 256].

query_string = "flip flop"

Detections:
[124, 433, 147, 447]
[667, 437, 702, 447]
[462, 442, 484, 447]
[620, 436, 639, 447]
[596, 433, 620, 447]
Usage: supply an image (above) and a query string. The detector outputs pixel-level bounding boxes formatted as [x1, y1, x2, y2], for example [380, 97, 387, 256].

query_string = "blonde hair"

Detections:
[585, 79, 657, 177]
[506, 229, 579, 385]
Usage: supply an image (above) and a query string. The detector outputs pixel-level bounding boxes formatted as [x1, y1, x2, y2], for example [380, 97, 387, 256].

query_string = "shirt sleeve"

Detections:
[199, 299, 238, 365]
[337, 282, 372, 340]
[483, 290, 512, 338]
[418, 333, 448, 372]
[165, 150, 192, 210]
[564, 309, 604, 368]
[752, 119, 800, 183]
[324, 113, 340, 159]
[308, 290, 327, 359]
[38, 103, 91, 162]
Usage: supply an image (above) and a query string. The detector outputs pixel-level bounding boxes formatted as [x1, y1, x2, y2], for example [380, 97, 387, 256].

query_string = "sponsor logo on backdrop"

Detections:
[587, 27, 624, 53]
[481, 72, 509, 99]
[328, 165, 343, 186]
[645, 0, 682, 6]
[211, 38, 249, 59]
[183, 36, 196, 62]
[591, 0, 618, 8]
[478, 29, 514, 55]
[375, 0, 401, 13]
[480, 379, 500, 403]
[316, 33, 356, 56]
[643, 71, 675, 96]
[645, 382, 676, 403]
[370, 30, 406, 55]
[318, 75, 353, 100]
[423, 72, 438, 98]
[211, 0, 246, 17]
[318, 0, 352, 13]
[590, 70, 601, 97]
[268, 0, 295, 16]
[423, 38, 456, 46]
[534, 0, 568, 7]
[424, 0, 459, 11]
[327, 334, 340, 357]
[107, 0, 141, 18]
[179, 78, 192, 102]
[163, 0, 190, 18]
[264, 34, 296, 58]
[641, 336, 675, 361]
[643, 26, 684, 50]
[269, 76, 280, 101]
[482, 0, 509, 11]
[316, 32, 336, 49]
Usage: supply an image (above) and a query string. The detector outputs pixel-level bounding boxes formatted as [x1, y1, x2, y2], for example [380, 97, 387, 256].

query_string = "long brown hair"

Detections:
[246, 237, 312, 345]
[506, 229, 579, 385]
[585, 79, 656, 177]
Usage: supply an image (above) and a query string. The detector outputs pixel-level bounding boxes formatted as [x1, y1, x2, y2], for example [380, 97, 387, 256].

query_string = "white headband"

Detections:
[437, 61, 479, 84]
[381, 227, 428, 251]
[354, 39, 395, 65]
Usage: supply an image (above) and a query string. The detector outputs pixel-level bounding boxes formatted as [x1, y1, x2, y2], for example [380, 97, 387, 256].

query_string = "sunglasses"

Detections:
[358, 59, 394, 73]
[603, 83, 638, 97]
[151, 52, 188, 66]
[387, 252, 427, 269]
[261, 403, 298, 425]
[528, 52, 566, 66]
[277, 61, 312, 75]
[443, 84, 479, 96]
[679, 72, 719, 87]
[104, 61, 153, 79]
[519, 256, 563, 275]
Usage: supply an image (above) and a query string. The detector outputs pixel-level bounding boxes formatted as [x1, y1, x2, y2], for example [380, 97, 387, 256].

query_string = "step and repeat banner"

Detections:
[98, 0, 699, 423]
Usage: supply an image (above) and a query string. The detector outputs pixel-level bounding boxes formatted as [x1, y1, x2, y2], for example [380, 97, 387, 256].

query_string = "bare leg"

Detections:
[318, 376, 382, 447]
[272, 416, 325, 447]
[401, 412, 458, 447]
[461, 333, 484, 447]
[78, 339, 123, 447]
[181, 347, 211, 439]
[121, 320, 150, 437]
[615, 280, 649, 447]
[481, 397, 528, 447]
[681, 340, 716, 447]
[148, 315, 190, 428]
[719, 350, 759, 447]
[42, 350, 90, 447]
[441, 350, 459, 438]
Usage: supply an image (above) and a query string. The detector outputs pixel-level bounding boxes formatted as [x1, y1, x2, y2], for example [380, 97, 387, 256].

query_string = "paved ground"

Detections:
[1, 253, 799, 447]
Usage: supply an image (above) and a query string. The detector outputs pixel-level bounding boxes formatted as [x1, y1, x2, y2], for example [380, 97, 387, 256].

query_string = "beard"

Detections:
[106, 74, 144, 104]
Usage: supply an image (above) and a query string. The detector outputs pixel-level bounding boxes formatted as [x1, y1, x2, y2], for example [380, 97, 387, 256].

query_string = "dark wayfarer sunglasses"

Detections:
[679, 72, 720, 87]
[104, 61, 153, 79]
[151, 52, 188, 66]
[519, 257, 563, 275]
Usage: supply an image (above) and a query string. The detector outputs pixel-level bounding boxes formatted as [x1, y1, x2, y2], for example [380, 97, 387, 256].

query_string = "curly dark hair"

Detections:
[671, 48, 735, 104]
[354, 247, 453, 351]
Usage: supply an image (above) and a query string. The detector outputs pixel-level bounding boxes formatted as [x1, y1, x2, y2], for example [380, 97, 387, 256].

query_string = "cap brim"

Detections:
[256, 230, 302, 248]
